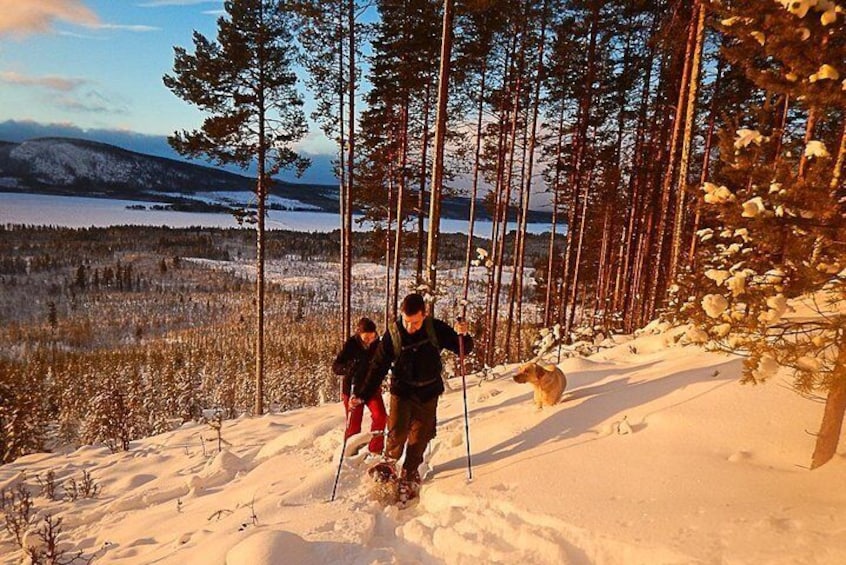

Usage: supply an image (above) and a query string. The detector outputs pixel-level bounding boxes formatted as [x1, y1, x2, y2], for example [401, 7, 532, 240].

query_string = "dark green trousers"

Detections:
[386, 394, 438, 477]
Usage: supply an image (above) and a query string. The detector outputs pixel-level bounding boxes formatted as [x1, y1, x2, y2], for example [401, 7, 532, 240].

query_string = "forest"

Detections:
[2, 0, 845, 469]
[0, 224, 549, 464]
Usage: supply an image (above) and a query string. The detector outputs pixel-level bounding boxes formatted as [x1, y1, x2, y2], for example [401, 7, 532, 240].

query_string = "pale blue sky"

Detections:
[0, 0, 335, 155]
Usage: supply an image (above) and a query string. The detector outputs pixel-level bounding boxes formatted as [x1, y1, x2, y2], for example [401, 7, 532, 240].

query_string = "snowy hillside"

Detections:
[0, 137, 337, 212]
[2, 138, 252, 192]
[2, 324, 845, 565]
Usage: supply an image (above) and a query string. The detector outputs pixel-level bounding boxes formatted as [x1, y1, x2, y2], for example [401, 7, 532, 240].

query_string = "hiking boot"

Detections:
[397, 468, 421, 503]
[397, 478, 419, 504]
[400, 468, 421, 486]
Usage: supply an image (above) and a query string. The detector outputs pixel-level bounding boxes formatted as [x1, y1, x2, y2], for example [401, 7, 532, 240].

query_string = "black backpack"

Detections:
[387, 318, 442, 387]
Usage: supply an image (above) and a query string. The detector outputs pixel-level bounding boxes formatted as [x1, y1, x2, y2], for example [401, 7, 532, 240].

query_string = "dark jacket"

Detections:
[354, 317, 473, 403]
[333, 335, 378, 397]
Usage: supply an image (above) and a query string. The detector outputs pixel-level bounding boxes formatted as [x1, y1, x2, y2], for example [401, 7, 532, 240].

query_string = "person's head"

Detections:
[400, 293, 427, 334]
[356, 317, 378, 346]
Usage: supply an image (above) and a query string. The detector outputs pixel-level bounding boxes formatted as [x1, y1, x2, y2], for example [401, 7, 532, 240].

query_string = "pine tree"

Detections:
[676, 0, 846, 468]
[164, 0, 309, 415]
[295, 0, 368, 342]
[0, 360, 50, 463]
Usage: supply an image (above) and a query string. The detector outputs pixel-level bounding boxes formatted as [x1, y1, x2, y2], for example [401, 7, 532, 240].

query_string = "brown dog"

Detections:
[513, 362, 566, 409]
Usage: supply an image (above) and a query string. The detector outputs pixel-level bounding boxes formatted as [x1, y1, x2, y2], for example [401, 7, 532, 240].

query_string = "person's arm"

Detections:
[332, 338, 355, 375]
[434, 318, 474, 355]
[352, 330, 395, 402]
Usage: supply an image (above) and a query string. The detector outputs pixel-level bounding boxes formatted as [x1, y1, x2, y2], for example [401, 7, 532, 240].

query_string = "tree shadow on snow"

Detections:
[438, 359, 662, 429]
[436, 357, 742, 477]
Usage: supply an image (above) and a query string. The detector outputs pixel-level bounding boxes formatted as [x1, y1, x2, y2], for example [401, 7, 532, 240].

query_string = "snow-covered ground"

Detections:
[150, 191, 323, 212]
[3, 323, 844, 564]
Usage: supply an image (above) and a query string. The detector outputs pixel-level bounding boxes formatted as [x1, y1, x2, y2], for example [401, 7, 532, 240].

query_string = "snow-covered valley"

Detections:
[2, 323, 844, 564]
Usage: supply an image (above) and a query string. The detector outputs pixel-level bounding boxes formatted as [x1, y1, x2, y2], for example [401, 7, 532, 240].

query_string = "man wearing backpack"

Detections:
[350, 292, 472, 500]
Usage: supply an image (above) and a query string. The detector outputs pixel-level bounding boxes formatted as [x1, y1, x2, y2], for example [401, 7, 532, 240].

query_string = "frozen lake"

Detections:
[0, 192, 557, 235]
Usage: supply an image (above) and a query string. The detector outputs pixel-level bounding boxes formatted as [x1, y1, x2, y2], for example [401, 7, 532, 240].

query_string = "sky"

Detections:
[0, 1, 553, 204]
[0, 0, 338, 181]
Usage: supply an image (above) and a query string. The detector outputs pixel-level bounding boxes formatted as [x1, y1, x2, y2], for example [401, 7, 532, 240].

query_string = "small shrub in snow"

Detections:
[2, 482, 33, 547]
[35, 472, 58, 501]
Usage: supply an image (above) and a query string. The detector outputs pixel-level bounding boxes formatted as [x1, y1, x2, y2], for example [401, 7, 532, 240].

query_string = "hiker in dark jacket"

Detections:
[351, 293, 472, 490]
[333, 317, 387, 455]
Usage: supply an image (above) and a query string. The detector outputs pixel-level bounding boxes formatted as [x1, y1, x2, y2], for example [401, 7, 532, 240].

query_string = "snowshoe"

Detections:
[367, 460, 399, 505]
[367, 460, 397, 483]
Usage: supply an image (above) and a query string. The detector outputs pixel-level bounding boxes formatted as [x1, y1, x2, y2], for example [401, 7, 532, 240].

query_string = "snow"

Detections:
[702, 183, 735, 204]
[758, 293, 791, 324]
[3, 325, 844, 564]
[809, 64, 840, 83]
[776, 0, 844, 23]
[702, 294, 729, 318]
[741, 196, 766, 218]
[733, 129, 765, 149]
[704, 269, 730, 286]
[805, 140, 831, 159]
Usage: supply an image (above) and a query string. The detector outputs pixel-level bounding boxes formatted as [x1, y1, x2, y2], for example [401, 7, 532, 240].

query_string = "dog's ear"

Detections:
[513, 363, 529, 383]
[531, 363, 544, 381]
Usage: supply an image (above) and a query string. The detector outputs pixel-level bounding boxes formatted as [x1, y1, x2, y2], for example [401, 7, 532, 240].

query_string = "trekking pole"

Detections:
[457, 317, 472, 481]
[330, 408, 353, 502]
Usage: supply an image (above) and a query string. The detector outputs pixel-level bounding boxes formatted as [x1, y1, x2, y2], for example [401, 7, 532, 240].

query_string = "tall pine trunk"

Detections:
[416, 80, 432, 286]
[544, 103, 566, 327]
[563, 5, 599, 336]
[811, 335, 846, 469]
[669, 0, 706, 283]
[255, 117, 266, 416]
[393, 101, 410, 319]
[337, 0, 348, 345]
[483, 69, 511, 366]
[513, 0, 549, 359]
[688, 58, 723, 267]
[488, 27, 523, 366]
[384, 164, 394, 330]
[343, 0, 355, 337]
[506, 87, 531, 361]
[462, 61, 487, 319]
[646, 4, 697, 320]
[425, 0, 454, 313]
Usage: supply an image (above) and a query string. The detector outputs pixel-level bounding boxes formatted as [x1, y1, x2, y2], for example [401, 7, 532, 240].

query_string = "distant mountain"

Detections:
[0, 120, 338, 185]
[0, 137, 338, 213]
[0, 137, 552, 222]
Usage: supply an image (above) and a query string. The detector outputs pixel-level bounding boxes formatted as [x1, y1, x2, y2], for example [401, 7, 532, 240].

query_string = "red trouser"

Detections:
[342, 393, 388, 454]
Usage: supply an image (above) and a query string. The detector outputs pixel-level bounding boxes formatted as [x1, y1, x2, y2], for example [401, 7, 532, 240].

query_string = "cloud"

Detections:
[0, 71, 88, 92]
[85, 23, 160, 32]
[57, 30, 108, 40]
[55, 90, 129, 115]
[0, 0, 100, 38]
[0, 71, 130, 116]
